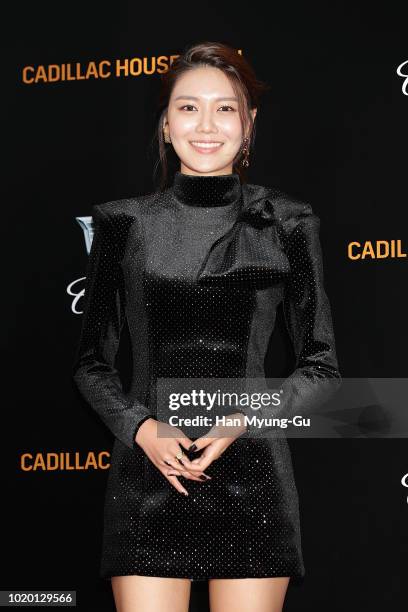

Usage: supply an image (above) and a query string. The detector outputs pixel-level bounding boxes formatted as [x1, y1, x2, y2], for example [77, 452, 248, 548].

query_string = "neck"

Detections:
[172, 171, 242, 208]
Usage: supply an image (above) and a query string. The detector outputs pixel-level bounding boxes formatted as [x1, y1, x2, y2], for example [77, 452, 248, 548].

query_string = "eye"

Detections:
[178, 104, 236, 112]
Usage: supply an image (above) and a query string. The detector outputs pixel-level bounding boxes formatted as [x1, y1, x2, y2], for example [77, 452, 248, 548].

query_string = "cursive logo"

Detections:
[396, 60, 408, 95]
[401, 473, 408, 503]
[67, 276, 86, 314]
[67, 215, 95, 314]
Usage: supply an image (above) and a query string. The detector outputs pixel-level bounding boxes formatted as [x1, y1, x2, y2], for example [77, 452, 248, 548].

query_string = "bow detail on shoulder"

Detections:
[236, 197, 276, 228]
[196, 193, 291, 289]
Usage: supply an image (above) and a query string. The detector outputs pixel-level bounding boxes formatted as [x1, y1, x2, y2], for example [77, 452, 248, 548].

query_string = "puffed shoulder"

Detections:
[92, 192, 162, 216]
[89, 201, 118, 225]
[93, 197, 138, 217]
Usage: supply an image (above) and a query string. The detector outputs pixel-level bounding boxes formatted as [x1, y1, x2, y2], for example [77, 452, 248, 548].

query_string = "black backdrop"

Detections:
[4, 2, 408, 610]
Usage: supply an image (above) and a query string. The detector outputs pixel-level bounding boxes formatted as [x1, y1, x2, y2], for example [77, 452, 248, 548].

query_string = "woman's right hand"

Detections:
[135, 418, 212, 496]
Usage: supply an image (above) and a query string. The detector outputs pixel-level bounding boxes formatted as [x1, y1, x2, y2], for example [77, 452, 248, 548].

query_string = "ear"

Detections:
[162, 117, 170, 141]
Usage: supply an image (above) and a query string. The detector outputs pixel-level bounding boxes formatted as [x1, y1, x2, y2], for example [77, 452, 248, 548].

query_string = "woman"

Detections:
[72, 41, 341, 612]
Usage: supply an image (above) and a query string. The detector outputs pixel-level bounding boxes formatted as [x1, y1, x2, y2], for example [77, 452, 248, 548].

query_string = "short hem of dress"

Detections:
[100, 570, 305, 582]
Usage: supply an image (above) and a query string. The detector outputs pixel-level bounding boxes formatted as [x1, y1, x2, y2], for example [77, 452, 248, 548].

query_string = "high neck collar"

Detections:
[172, 171, 242, 208]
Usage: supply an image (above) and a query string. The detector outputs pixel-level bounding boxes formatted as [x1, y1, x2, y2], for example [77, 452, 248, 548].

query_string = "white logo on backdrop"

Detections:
[401, 473, 408, 503]
[67, 215, 94, 314]
[396, 60, 408, 95]
[75, 216, 94, 255]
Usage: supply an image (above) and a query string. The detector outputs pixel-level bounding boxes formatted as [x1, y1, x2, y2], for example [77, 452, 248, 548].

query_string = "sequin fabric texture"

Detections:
[72, 171, 341, 581]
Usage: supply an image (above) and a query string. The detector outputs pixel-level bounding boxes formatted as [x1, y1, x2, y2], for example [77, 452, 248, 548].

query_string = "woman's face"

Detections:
[164, 66, 256, 176]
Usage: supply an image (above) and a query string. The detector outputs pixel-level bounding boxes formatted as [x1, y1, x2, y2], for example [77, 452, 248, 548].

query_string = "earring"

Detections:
[241, 137, 250, 167]
[164, 130, 171, 144]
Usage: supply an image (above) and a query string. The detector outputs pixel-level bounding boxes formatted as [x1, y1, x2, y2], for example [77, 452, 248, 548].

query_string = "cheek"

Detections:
[220, 116, 243, 140]
[170, 114, 196, 137]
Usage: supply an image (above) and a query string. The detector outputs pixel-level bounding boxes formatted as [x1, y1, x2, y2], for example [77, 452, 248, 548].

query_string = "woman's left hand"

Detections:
[187, 412, 247, 470]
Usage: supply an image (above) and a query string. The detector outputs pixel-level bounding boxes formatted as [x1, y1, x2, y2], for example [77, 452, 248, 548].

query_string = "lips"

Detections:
[190, 141, 223, 154]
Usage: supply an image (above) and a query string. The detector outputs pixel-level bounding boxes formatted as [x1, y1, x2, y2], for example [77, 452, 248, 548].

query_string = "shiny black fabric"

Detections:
[72, 170, 341, 580]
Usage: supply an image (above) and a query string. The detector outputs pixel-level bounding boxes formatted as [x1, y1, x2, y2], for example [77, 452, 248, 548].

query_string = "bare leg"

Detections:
[209, 577, 290, 612]
[111, 576, 191, 612]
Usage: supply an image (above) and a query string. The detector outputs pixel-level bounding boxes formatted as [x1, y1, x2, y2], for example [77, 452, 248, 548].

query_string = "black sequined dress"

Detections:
[72, 171, 341, 581]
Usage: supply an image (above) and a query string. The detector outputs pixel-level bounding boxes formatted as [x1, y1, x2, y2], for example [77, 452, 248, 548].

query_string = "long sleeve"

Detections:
[72, 204, 152, 450]
[244, 210, 342, 437]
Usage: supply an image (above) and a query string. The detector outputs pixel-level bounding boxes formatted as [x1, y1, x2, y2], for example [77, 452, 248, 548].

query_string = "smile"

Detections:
[190, 141, 223, 153]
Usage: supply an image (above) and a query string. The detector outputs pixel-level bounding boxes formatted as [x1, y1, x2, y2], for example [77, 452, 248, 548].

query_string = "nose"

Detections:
[196, 107, 218, 134]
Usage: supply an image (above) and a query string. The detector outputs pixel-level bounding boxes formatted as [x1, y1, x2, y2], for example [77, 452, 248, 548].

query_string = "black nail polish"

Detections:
[189, 443, 197, 452]
[199, 475, 207, 480]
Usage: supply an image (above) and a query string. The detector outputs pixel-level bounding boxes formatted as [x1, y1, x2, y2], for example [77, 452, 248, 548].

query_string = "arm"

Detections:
[72, 204, 152, 450]
[244, 210, 342, 437]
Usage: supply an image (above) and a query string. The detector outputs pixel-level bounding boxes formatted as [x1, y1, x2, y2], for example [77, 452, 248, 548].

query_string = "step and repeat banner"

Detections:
[4, 3, 407, 611]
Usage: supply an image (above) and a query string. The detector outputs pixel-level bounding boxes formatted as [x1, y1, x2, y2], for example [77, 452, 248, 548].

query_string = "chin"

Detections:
[189, 159, 233, 173]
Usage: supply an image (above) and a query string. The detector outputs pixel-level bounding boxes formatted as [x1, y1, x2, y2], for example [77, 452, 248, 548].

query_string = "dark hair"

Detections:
[152, 41, 270, 190]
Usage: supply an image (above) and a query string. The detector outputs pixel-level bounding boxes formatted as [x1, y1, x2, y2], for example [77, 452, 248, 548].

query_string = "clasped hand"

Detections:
[135, 413, 247, 496]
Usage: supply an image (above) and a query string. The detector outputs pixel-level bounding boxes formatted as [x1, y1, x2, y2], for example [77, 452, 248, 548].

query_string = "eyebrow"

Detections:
[173, 95, 238, 102]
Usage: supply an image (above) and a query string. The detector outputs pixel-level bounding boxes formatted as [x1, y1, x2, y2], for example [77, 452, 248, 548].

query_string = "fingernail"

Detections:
[183, 491, 188, 496]
[189, 443, 197, 452]
[199, 475, 207, 480]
